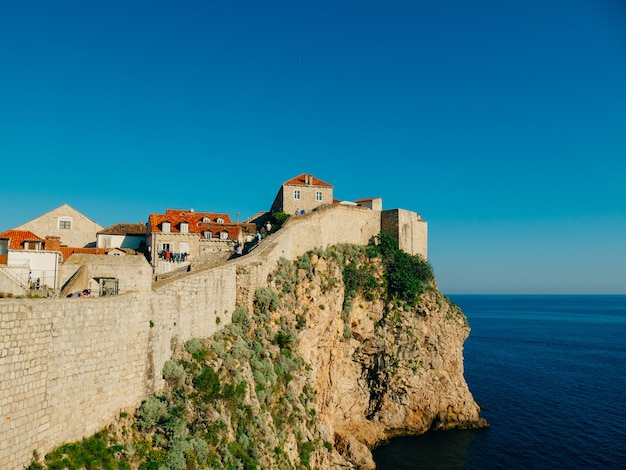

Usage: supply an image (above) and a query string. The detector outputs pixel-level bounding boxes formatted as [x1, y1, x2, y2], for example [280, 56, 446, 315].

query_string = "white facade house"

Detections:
[7, 250, 62, 290]
[96, 223, 147, 251]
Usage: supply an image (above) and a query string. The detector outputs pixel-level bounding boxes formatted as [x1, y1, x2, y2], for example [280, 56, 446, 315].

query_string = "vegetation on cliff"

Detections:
[26, 233, 476, 470]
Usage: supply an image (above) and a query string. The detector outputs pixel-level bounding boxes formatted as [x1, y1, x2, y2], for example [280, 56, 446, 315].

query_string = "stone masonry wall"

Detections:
[381, 208, 428, 259]
[0, 204, 395, 469]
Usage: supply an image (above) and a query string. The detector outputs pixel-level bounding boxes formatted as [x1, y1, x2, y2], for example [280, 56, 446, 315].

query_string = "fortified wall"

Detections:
[0, 204, 424, 469]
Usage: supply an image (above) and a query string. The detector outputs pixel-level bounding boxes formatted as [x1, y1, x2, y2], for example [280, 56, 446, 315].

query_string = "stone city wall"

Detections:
[0, 204, 399, 469]
[381, 208, 428, 259]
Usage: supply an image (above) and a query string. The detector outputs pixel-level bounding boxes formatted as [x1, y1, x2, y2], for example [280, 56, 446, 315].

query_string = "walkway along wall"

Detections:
[0, 204, 387, 469]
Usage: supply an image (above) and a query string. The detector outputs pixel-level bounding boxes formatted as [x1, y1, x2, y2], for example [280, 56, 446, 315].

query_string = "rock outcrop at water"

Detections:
[279, 251, 488, 468]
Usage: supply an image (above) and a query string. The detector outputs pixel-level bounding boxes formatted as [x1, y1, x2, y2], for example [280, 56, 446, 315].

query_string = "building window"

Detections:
[219, 231, 229, 240]
[180, 222, 189, 233]
[202, 217, 211, 223]
[179, 242, 189, 254]
[316, 191, 323, 201]
[162, 222, 170, 233]
[99, 278, 118, 296]
[294, 190, 301, 200]
[59, 220, 71, 229]
[216, 217, 224, 224]
[204, 231, 212, 239]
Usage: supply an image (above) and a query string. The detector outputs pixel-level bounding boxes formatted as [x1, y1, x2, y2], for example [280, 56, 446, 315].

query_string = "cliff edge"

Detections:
[268, 247, 488, 468]
[106, 243, 488, 469]
[24, 240, 486, 469]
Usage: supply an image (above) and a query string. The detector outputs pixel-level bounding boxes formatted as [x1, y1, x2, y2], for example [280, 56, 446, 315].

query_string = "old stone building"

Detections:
[0, 230, 62, 293]
[13, 203, 103, 248]
[270, 173, 334, 215]
[146, 208, 255, 275]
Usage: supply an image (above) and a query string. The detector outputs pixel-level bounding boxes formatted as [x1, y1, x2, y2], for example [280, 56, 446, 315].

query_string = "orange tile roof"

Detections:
[145, 209, 259, 243]
[59, 247, 102, 262]
[0, 229, 105, 261]
[283, 173, 332, 187]
[148, 209, 234, 234]
[0, 230, 46, 249]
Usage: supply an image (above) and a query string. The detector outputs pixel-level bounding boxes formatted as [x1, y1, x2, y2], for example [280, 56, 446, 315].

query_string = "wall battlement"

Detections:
[0, 204, 426, 469]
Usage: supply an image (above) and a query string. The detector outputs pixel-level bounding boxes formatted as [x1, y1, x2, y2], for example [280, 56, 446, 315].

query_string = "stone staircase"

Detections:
[0, 266, 29, 293]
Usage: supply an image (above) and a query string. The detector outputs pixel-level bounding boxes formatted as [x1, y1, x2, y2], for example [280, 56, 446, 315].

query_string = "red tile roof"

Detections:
[0, 230, 46, 249]
[60, 247, 102, 261]
[148, 209, 234, 234]
[283, 173, 332, 187]
[0, 229, 104, 261]
[146, 209, 258, 242]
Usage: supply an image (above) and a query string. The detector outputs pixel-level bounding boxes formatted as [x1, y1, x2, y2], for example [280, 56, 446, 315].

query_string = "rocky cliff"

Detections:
[266, 246, 488, 468]
[28, 242, 487, 469]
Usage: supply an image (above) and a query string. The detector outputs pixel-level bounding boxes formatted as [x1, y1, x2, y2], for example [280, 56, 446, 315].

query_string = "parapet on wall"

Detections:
[0, 203, 423, 469]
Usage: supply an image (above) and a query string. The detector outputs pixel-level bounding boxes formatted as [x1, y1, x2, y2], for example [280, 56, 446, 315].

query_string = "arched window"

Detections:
[219, 230, 229, 240]
[202, 217, 211, 223]
[216, 217, 224, 224]
[204, 231, 212, 239]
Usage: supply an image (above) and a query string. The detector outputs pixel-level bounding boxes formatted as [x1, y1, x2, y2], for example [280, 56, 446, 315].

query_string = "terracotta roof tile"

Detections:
[0, 230, 46, 249]
[148, 209, 239, 233]
[60, 247, 102, 262]
[283, 173, 332, 187]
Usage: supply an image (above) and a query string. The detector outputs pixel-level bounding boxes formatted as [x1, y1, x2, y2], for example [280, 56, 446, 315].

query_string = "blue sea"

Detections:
[372, 295, 626, 469]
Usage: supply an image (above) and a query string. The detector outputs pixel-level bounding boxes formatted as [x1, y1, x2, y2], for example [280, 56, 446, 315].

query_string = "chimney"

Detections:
[45, 235, 61, 251]
[306, 174, 312, 185]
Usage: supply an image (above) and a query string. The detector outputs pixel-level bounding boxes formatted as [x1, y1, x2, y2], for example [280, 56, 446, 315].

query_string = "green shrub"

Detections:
[135, 396, 169, 431]
[273, 330, 293, 350]
[184, 338, 209, 362]
[296, 253, 311, 270]
[369, 231, 434, 302]
[254, 287, 279, 313]
[343, 262, 378, 301]
[298, 440, 316, 468]
[274, 257, 297, 293]
[193, 366, 221, 401]
[163, 360, 187, 388]
[231, 307, 252, 333]
[271, 211, 290, 228]
[43, 431, 129, 469]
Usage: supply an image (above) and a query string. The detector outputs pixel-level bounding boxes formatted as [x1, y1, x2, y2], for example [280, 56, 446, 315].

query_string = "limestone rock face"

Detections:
[116, 248, 487, 470]
[280, 254, 487, 468]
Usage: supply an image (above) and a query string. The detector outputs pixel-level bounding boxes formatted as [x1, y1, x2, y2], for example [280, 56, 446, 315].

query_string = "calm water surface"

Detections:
[372, 295, 626, 469]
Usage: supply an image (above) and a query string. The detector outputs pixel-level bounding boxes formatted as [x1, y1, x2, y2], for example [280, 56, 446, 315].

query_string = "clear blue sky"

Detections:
[1, 1, 625, 294]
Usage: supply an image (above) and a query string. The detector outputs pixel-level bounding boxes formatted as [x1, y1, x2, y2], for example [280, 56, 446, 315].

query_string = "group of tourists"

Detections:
[233, 221, 274, 258]
[27, 272, 41, 290]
